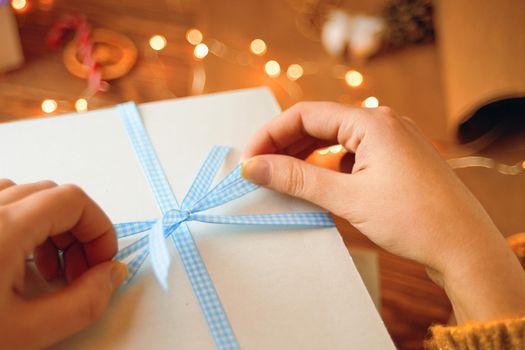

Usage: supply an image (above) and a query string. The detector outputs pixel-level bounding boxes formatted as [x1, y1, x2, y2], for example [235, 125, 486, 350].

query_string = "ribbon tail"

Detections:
[125, 248, 150, 284]
[191, 212, 335, 227]
[115, 235, 148, 261]
[115, 220, 156, 238]
[149, 219, 171, 291]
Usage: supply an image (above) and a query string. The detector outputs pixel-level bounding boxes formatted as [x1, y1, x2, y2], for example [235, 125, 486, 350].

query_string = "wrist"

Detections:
[440, 233, 525, 324]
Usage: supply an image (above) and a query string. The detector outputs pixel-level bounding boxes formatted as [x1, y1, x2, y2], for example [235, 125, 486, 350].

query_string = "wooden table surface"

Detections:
[1, 1, 523, 349]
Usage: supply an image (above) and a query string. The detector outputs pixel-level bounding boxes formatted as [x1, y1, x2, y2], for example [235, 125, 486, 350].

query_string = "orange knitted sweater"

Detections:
[425, 317, 525, 349]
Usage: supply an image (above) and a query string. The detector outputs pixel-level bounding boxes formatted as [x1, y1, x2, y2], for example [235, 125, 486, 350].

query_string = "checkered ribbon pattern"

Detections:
[115, 102, 335, 349]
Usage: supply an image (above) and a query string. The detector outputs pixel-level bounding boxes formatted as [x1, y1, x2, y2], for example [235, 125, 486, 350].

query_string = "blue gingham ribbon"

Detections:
[115, 102, 335, 349]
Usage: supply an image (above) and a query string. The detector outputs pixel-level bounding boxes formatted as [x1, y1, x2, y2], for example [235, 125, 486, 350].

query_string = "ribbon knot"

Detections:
[164, 208, 192, 226]
[115, 102, 335, 350]
[113, 143, 336, 288]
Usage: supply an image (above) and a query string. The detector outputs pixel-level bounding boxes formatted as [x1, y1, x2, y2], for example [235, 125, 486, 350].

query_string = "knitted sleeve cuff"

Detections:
[425, 317, 525, 350]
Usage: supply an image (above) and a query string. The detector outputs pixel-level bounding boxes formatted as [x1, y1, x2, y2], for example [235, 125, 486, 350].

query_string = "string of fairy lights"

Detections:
[7, 0, 525, 176]
[42, 28, 379, 113]
[9, 0, 378, 114]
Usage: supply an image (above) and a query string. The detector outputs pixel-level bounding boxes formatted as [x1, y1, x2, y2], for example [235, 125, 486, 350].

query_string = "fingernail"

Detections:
[241, 158, 271, 185]
[111, 262, 128, 289]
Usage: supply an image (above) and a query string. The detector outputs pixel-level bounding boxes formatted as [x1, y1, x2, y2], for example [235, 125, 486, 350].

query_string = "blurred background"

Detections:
[0, 0, 524, 348]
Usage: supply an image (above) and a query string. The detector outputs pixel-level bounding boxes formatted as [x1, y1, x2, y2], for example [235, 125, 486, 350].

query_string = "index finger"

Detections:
[243, 101, 367, 158]
[5, 184, 117, 266]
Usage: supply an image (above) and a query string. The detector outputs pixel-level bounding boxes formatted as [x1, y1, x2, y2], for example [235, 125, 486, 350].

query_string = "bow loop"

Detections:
[116, 102, 334, 350]
[190, 165, 257, 212]
[181, 146, 231, 210]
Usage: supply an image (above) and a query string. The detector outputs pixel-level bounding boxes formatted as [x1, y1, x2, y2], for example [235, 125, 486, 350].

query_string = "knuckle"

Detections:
[59, 183, 86, 199]
[367, 107, 401, 132]
[401, 115, 416, 127]
[0, 179, 15, 188]
[292, 101, 337, 112]
[290, 101, 310, 113]
[376, 106, 396, 118]
[38, 180, 58, 188]
[383, 115, 400, 129]
[286, 162, 307, 197]
[318, 101, 347, 112]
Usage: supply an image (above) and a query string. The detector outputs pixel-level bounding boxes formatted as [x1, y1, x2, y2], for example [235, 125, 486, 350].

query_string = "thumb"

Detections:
[13, 261, 127, 350]
[242, 154, 351, 214]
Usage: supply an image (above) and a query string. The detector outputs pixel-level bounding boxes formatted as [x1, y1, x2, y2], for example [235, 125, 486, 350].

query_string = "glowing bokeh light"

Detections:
[286, 64, 304, 81]
[264, 60, 280, 78]
[193, 43, 209, 59]
[345, 70, 363, 87]
[41, 99, 57, 114]
[250, 39, 267, 56]
[75, 98, 88, 112]
[149, 35, 167, 51]
[362, 96, 379, 108]
[11, 0, 27, 11]
[186, 29, 203, 45]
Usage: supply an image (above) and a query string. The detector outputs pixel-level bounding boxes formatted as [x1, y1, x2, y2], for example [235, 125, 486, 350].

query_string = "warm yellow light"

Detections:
[328, 144, 344, 153]
[11, 0, 27, 11]
[345, 70, 363, 87]
[75, 98, 88, 112]
[318, 144, 345, 155]
[149, 35, 167, 51]
[264, 60, 280, 78]
[362, 96, 379, 108]
[250, 39, 267, 56]
[286, 64, 304, 81]
[186, 29, 203, 45]
[194, 43, 209, 59]
[41, 99, 57, 114]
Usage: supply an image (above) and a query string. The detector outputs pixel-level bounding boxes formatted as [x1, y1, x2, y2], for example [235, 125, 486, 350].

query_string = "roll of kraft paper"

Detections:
[435, 0, 525, 145]
[0, 1, 24, 72]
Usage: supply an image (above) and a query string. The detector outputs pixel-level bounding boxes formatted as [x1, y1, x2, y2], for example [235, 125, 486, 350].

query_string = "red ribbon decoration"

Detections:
[47, 14, 106, 94]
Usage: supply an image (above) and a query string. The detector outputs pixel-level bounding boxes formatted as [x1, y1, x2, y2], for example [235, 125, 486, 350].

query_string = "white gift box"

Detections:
[0, 88, 394, 349]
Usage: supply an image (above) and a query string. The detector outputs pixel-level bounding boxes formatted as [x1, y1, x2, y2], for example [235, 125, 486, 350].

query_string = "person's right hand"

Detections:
[242, 102, 525, 324]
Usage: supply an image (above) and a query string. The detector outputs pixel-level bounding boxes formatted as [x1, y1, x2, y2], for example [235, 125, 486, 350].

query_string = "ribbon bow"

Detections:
[115, 102, 335, 349]
[115, 146, 335, 287]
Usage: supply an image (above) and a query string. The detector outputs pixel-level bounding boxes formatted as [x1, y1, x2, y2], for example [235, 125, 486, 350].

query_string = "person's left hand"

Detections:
[0, 179, 127, 349]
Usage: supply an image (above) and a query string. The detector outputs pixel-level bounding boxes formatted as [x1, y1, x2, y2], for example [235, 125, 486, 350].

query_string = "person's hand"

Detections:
[0, 180, 127, 349]
[242, 102, 525, 323]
